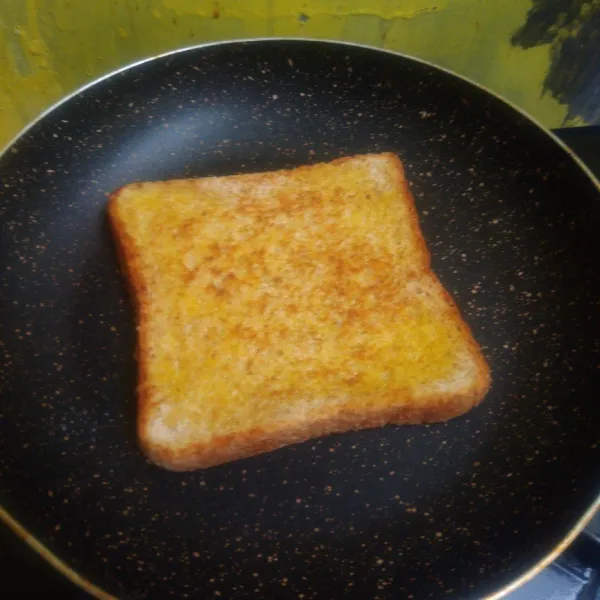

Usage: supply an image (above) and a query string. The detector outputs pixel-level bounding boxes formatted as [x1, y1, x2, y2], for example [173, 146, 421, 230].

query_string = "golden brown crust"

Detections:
[424, 274, 492, 399]
[385, 153, 432, 271]
[378, 153, 490, 407]
[144, 385, 488, 471]
[109, 153, 491, 472]
[107, 189, 153, 442]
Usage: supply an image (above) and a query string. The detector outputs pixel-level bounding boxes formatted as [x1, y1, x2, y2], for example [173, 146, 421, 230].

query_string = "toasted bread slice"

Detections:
[108, 153, 490, 471]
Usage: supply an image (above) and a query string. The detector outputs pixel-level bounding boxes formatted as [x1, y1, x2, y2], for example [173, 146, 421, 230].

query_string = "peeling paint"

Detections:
[513, 0, 600, 124]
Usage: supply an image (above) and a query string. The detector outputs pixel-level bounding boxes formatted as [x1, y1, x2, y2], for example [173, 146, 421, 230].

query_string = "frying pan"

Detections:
[2, 39, 600, 600]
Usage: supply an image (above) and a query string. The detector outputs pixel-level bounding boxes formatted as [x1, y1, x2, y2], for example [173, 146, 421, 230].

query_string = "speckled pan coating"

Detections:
[1, 40, 600, 600]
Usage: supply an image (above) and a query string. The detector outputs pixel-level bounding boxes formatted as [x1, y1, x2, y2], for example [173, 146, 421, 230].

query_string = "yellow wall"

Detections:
[0, 0, 566, 148]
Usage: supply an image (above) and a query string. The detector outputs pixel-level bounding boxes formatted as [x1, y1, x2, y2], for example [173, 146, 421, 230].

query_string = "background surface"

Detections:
[1, 0, 600, 149]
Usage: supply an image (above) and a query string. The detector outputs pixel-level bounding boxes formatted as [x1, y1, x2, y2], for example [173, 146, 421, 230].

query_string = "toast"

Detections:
[108, 153, 490, 471]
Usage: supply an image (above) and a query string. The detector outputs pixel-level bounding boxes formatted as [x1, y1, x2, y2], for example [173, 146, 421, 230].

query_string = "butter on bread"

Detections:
[108, 153, 490, 471]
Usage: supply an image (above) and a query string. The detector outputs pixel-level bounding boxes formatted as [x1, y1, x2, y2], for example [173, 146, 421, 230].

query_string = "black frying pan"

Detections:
[2, 39, 600, 600]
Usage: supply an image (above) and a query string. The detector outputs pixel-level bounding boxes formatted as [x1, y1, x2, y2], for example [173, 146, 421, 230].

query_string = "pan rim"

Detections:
[1, 37, 599, 600]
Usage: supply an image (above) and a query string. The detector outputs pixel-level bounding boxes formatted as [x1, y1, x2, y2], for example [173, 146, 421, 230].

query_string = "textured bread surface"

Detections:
[109, 153, 490, 471]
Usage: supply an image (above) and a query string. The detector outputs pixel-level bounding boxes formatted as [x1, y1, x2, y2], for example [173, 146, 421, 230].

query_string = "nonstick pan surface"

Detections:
[2, 39, 600, 600]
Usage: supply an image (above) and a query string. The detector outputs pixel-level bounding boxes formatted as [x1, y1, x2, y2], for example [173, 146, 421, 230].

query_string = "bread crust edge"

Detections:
[108, 153, 491, 472]
[143, 383, 490, 471]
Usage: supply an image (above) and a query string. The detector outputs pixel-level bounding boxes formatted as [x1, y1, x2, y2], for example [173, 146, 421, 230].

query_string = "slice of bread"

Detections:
[109, 153, 490, 471]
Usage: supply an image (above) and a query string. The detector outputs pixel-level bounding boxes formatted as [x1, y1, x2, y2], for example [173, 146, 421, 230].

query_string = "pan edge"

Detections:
[2, 37, 600, 600]
[0, 505, 116, 599]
